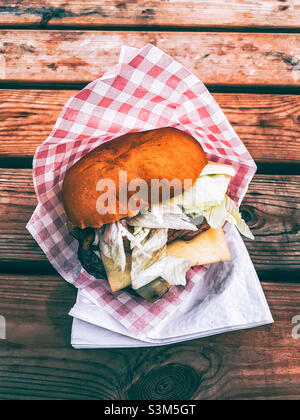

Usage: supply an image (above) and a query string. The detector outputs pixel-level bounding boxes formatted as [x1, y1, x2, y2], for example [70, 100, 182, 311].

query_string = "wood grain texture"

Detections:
[0, 275, 299, 400]
[242, 175, 300, 271]
[0, 0, 299, 28]
[0, 1, 298, 402]
[0, 170, 299, 271]
[1, 30, 300, 85]
[1, 90, 300, 162]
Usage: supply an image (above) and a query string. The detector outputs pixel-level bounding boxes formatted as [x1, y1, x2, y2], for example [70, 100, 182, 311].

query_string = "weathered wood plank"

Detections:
[1, 90, 300, 162]
[242, 175, 300, 271]
[0, 275, 299, 400]
[0, 0, 299, 28]
[0, 170, 299, 271]
[0, 89, 74, 159]
[1, 30, 300, 85]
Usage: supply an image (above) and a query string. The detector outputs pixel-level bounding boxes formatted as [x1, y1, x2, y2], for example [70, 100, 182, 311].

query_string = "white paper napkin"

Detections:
[69, 225, 273, 348]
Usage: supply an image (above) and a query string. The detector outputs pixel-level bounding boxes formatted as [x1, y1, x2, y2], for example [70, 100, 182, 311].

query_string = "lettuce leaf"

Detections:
[201, 198, 227, 228]
[200, 162, 236, 177]
[127, 204, 197, 231]
[130, 226, 193, 290]
[166, 162, 253, 240]
[118, 221, 149, 251]
[195, 195, 254, 239]
[132, 227, 151, 248]
[100, 221, 126, 272]
[174, 173, 232, 215]
[131, 255, 192, 290]
[224, 195, 254, 240]
[131, 228, 168, 281]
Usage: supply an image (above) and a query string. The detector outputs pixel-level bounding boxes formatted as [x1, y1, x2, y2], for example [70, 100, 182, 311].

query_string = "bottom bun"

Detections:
[102, 228, 232, 301]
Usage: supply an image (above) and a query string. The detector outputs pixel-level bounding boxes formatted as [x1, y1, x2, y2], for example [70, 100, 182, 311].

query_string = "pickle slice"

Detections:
[102, 253, 132, 292]
[134, 277, 171, 303]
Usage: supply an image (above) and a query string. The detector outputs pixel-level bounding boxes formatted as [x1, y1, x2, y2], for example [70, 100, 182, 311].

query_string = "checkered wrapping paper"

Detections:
[27, 44, 257, 336]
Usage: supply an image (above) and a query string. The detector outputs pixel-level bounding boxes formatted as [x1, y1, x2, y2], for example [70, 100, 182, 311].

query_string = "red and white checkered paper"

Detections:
[27, 44, 256, 335]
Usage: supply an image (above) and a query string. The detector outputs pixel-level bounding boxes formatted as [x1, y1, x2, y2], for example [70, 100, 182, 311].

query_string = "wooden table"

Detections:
[0, 1, 299, 400]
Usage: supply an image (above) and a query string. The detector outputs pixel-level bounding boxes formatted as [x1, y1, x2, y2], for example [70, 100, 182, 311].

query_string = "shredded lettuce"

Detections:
[172, 173, 232, 214]
[206, 195, 253, 239]
[132, 227, 151, 248]
[127, 204, 197, 231]
[201, 198, 227, 228]
[100, 221, 126, 272]
[182, 194, 254, 240]
[224, 195, 254, 240]
[130, 228, 168, 281]
[165, 162, 253, 240]
[118, 221, 146, 251]
[131, 255, 192, 290]
[200, 162, 236, 177]
[130, 225, 193, 290]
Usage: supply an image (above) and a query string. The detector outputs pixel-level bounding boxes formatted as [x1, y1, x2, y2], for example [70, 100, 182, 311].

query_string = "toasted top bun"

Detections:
[62, 127, 207, 229]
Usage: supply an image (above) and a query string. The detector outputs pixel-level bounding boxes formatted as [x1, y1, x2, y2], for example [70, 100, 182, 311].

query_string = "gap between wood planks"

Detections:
[0, 158, 299, 176]
[2, 82, 300, 95]
[0, 25, 300, 33]
[0, 261, 299, 283]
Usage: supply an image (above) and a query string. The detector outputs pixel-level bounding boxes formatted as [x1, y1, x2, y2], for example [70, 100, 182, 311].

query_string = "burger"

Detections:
[62, 127, 253, 302]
